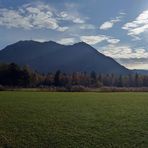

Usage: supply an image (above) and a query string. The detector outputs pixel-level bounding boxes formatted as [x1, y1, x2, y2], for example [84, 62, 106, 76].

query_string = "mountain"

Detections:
[0, 40, 130, 74]
[132, 69, 148, 75]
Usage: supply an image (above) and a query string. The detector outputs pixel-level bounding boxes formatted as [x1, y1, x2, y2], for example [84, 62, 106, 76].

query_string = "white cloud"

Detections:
[101, 44, 148, 59]
[80, 35, 106, 45]
[100, 13, 124, 30]
[0, 2, 85, 31]
[79, 24, 95, 30]
[59, 11, 85, 24]
[80, 35, 120, 45]
[73, 18, 84, 24]
[100, 21, 114, 30]
[57, 26, 69, 32]
[0, 3, 59, 30]
[0, 8, 33, 29]
[99, 43, 148, 69]
[122, 10, 148, 39]
[107, 38, 120, 44]
[58, 38, 75, 45]
[119, 12, 126, 15]
[117, 58, 148, 70]
[33, 38, 48, 42]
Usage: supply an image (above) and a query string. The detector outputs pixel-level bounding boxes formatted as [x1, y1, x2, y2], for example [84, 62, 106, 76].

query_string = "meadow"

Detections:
[0, 92, 148, 148]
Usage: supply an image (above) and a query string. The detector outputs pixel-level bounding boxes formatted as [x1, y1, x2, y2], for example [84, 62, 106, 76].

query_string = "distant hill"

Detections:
[132, 69, 148, 75]
[0, 40, 130, 74]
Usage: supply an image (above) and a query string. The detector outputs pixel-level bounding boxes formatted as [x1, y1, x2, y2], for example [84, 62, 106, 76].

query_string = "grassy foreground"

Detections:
[0, 92, 148, 147]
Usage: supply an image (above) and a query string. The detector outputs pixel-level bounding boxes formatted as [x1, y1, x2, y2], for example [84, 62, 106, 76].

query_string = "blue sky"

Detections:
[1, 0, 148, 69]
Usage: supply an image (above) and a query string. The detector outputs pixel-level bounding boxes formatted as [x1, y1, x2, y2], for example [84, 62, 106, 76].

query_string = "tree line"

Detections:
[1, 63, 148, 88]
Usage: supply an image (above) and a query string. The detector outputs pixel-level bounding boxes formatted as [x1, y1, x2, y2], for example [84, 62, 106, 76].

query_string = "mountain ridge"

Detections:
[0, 40, 130, 74]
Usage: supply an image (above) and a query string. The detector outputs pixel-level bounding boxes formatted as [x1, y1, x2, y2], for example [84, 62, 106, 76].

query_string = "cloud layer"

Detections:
[100, 44, 148, 69]
[80, 35, 120, 45]
[1, 1, 148, 70]
[101, 44, 148, 59]
[100, 13, 124, 30]
[0, 2, 85, 31]
[58, 38, 75, 45]
[122, 10, 148, 39]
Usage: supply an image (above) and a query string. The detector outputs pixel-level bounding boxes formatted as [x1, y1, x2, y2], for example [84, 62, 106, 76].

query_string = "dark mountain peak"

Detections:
[73, 41, 90, 47]
[15, 40, 40, 45]
[47, 40, 58, 44]
[43, 40, 64, 46]
[0, 40, 131, 74]
[72, 41, 103, 56]
[3, 40, 40, 50]
[6, 40, 61, 48]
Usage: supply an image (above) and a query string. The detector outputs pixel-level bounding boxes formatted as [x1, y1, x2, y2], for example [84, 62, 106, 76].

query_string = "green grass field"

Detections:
[0, 92, 148, 148]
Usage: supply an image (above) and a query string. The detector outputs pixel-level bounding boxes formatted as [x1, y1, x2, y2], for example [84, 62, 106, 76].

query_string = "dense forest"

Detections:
[0, 63, 148, 89]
